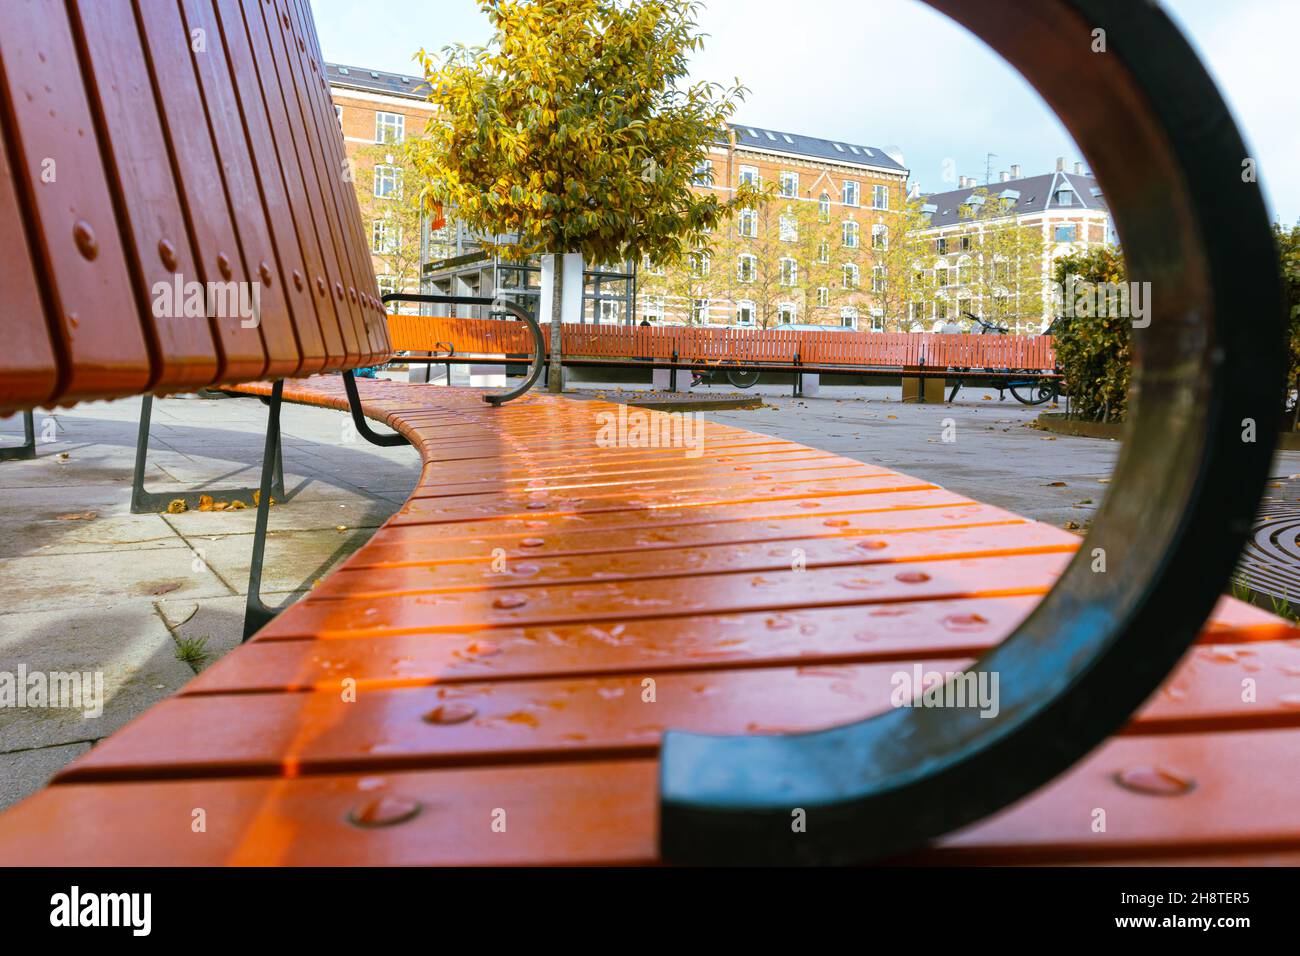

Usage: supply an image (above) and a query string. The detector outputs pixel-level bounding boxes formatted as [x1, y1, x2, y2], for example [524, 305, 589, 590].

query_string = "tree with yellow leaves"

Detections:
[409, 0, 751, 390]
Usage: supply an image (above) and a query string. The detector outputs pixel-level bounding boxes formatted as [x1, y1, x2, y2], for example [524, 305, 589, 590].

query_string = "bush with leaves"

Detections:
[1051, 247, 1131, 422]
[1276, 222, 1300, 427]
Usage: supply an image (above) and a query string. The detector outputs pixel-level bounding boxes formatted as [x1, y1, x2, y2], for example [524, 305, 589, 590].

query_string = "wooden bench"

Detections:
[0, 0, 1294, 865]
[389, 315, 1062, 401]
[0, 374, 1297, 864]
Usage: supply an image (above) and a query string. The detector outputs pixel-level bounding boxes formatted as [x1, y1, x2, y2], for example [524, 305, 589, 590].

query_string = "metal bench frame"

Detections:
[659, 0, 1286, 864]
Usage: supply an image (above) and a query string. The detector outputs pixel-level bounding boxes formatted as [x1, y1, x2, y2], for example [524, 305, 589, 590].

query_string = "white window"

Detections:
[872, 265, 886, 292]
[373, 164, 402, 199]
[840, 306, 859, 330]
[780, 257, 798, 286]
[691, 298, 711, 324]
[375, 111, 405, 145]
[910, 300, 926, 323]
[779, 171, 799, 198]
[870, 309, 885, 332]
[737, 254, 757, 283]
[873, 184, 889, 209]
[371, 217, 399, 254]
[842, 221, 859, 248]
[816, 286, 830, 307]
[598, 299, 622, 323]
[819, 192, 831, 222]
[642, 295, 666, 321]
[335, 104, 344, 128]
[843, 181, 860, 207]
[778, 302, 798, 324]
[376, 274, 398, 298]
[693, 159, 715, 186]
[739, 165, 759, 188]
[735, 301, 756, 326]
[872, 223, 888, 250]
[817, 240, 830, 264]
[688, 251, 710, 278]
[641, 254, 665, 276]
[738, 208, 757, 238]
[842, 263, 859, 289]
[779, 215, 798, 243]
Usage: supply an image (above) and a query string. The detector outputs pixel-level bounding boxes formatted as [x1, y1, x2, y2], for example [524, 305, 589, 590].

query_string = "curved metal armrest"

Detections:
[381, 293, 545, 406]
[659, 0, 1285, 865]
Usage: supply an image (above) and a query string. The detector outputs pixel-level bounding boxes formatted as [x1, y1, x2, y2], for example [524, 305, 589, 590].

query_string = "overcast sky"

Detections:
[310, 0, 1299, 224]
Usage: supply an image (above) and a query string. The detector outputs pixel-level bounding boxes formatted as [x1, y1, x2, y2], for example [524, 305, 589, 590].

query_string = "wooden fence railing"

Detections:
[386, 315, 1057, 372]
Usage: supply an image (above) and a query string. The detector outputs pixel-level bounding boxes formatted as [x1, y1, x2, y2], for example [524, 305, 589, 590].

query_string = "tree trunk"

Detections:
[548, 252, 565, 393]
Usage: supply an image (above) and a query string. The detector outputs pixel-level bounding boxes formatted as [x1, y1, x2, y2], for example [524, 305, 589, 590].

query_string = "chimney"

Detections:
[1074, 161, 1084, 175]
[1055, 156, 1065, 172]
[999, 171, 1010, 182]
[1010, 163, 1021, 178]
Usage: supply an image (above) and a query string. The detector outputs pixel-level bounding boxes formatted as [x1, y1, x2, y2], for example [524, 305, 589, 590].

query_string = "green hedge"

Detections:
[1051, 247, 1131, 423]
[1277, 223, 1300, 428]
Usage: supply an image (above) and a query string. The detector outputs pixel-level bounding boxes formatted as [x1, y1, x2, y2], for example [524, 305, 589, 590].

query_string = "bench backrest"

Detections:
[0, 0, 390, 416]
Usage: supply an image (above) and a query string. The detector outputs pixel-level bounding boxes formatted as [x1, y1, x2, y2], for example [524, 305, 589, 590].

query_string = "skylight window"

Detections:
[833, 143, 845, 152]
[849, 146, 861, 154]
[783, 134, 794, 144]
[765, 131, 777, 141]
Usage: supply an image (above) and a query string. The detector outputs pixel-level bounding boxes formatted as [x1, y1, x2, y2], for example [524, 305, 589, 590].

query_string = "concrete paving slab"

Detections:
[0, 603, 194, 753]
[186, 527, 380, 595]
[0, 743, 92, 810]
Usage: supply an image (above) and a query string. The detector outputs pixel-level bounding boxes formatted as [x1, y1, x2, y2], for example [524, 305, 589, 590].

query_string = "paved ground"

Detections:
[1, 374, 1296, 809]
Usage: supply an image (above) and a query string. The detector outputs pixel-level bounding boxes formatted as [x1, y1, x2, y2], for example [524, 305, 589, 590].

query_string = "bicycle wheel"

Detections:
[725, 367, 760, 389]
[1008, 377, 1057, 405]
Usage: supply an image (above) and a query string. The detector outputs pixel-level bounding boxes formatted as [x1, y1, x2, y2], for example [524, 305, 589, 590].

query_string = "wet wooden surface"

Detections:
[1, 376, 1296, 865]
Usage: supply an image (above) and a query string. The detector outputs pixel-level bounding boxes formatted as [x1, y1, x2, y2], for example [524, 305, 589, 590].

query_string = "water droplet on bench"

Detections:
[1115, 765, 1195, 796]
[346, 796, 422, 828]
[494, 594, 527, 610]
[895, 571, 931, 584]
[423, 702, 476, 725]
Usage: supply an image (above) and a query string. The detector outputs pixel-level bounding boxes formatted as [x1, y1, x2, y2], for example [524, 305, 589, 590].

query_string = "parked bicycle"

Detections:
[689, 356, 760, 389]
[947, 311, 1061, 405]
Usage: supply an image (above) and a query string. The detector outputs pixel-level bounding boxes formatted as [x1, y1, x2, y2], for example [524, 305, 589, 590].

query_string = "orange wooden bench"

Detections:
[0, 0, 1294, 866]
[0, 374, 1297, 864]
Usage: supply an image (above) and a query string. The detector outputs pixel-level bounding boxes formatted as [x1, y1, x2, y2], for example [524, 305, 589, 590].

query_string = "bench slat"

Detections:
[7, 727, 1300, 865]
[0, 113, 57, 410]
[0, 0, 154, 403]
[134, 0, 272, 380]
[72, 0, 221, 392]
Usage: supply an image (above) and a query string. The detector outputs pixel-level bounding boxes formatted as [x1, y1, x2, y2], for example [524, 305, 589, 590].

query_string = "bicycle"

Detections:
[948, 311, 1061, 405]
[689, 356, 761, 389]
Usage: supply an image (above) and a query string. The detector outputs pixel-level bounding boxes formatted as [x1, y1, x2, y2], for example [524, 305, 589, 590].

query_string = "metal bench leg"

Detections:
[0, 410, 36, 461]
[242, 380, 286, 641]
[342, 370, 410, 447]
[947, 380, 962, 403]
[131, 394, 283, 513]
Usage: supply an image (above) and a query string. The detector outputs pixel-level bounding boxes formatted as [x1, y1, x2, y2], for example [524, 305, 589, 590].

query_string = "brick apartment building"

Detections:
[916, 159, 1115, 333]
[326, 63, 434, 307]
[644, 127, 911, 329]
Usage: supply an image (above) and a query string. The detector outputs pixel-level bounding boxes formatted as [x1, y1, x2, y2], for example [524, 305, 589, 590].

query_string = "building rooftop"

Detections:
[326, 62, 432, 100]
[921, 171, 1107, 228]
[324, 63, 907, 174]
[720, 124, 907, 173]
